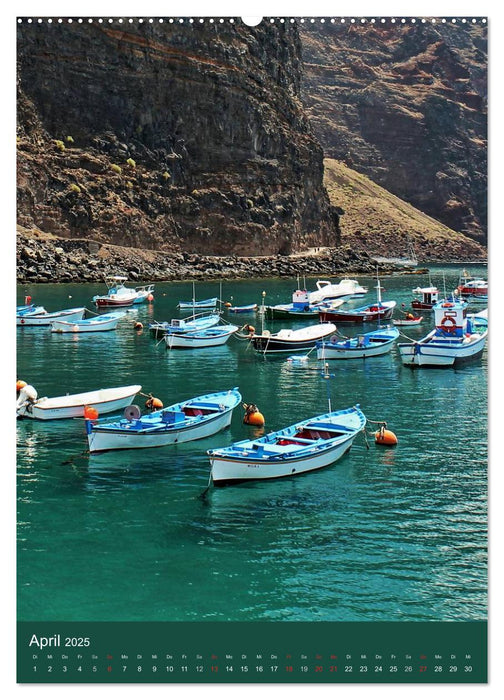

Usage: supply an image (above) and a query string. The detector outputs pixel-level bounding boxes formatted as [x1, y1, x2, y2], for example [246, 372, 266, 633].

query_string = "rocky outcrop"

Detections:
[16, 226, 416, 285]
[300, 21, 487, 244]
[17, 20, 337, 255]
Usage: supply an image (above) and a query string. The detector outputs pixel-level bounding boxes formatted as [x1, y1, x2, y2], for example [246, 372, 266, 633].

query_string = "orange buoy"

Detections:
[146, 396, 163, 410]
[16, 380, 27, 392]
[375, 428, 398, 446]
[147, 294, 154, 302]
[134, 321, 143, 330]
[83, 406, 99, 420]
[224, 302, 232, 308]
[243, 403, 265, 426]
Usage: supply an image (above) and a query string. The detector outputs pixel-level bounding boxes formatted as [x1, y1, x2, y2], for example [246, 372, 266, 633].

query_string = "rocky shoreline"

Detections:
[17, 229, 484, 285]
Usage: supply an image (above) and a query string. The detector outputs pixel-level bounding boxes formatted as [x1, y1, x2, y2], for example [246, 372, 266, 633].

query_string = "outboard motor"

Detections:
[16, 385, 38, 416]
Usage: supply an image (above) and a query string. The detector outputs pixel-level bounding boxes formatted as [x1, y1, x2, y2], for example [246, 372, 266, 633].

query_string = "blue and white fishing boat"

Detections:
[51, 312, 126, 333]
[164, 324, 238, 349]
[265, 289, 345, 320]
[87, 387, 242, 453]
[149, 312, 220, 339]
[16, 304, 46, 317]
[177, 297, 219, 310]
[17, 307, 86, 327]
[316, 326, 399, 359]
[207, 404, 366, 485]
[398, 299, 488, 367]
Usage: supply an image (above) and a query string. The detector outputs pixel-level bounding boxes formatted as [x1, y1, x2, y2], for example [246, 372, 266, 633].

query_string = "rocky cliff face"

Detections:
[300, 21, 487, 244]
[17, 20, 338, 255]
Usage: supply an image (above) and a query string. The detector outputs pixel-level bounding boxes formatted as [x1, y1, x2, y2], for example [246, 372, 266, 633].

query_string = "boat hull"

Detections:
[51, 314, 124, 332]
[211, 433, 357, 485]
[95, 298, 135, 308]
[17, 385, 141, 420]
[17, 308, 86, 326]
[164, 326, 237, 349]
[318, 303, 395, 324]
[265, 306, 318, 320]
[317, 336, 397, 359]
[398, 333, 487, 367]
[88, 408, 234, 452]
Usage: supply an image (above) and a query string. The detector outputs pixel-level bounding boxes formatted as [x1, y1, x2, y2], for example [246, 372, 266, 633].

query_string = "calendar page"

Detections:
[15, 9, 488, 686]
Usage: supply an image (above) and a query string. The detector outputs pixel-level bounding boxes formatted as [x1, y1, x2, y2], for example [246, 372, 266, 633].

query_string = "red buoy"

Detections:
[83, 406, 99, 420]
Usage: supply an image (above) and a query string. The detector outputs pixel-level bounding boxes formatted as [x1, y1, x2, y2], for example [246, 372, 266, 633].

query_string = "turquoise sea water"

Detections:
[16, 266, 487, 622]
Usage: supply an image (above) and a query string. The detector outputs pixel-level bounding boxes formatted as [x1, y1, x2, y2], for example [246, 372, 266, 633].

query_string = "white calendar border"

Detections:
[2, 1, 501, 698]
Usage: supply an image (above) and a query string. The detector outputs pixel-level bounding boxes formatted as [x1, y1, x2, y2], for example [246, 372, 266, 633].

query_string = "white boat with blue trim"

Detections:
[208, 404, 366, 485]
[93, 276, 154, 308]
[51, 312, 126, 333]
[17, 307, 86, 327]
[164, 324, 238, 349]
[398, 299, 488, 367]
[149, 312, 220, 339]
[16, 384, 142, 420]
[87, 388, 242, 453]
[177, 297, 218, 310]
[316, 326, 399, 359]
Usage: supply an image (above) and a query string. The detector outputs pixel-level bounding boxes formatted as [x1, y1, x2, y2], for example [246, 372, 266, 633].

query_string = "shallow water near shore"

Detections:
[16, 265, 487, 622]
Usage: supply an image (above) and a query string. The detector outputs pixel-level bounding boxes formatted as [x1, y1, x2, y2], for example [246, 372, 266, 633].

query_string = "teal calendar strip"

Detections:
[17, 621, 487, 683]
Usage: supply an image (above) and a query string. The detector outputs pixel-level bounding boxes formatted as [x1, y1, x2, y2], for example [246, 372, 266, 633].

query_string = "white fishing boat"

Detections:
[251, 323, 336, 354]
[17, 307, 86, 327]
[316, 326, 399, 359]
[16, 305, 46, 317]
[87, 388, 242, 453]
[51, 312, 125, 333]
[93, 276, 154, 307]
[177, 297, 219, 310]
[456, 270, 488, 302]
[307, 278, 368, 305]
[164, 324, 238, 349]
[207, 404, 366, 485]
[149, 312, 221, 339]
[16, 384, 142, 420]
[398, 299, 488, 367]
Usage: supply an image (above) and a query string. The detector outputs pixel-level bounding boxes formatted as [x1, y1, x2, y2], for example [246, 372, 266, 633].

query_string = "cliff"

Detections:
[300, 21, 487, 244]
[323, 158, 486, 260]
[17, 19, 338, 256]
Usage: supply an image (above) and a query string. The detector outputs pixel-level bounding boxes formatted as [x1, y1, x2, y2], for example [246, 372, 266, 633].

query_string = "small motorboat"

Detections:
[16, 384, 142, 420]
[456, 271, 488, 302]
[411, 285, 440, 311]
[17, 307, 86, 327]
[51, 312, 126, 333]
[87, 388, 242, 453]
[250, 323, 336, 354]
[207, 404, 366, 485]
[265, 289, 345, 320]
[398, 299, 488, 367]
[392, 315, 424, 327]
[164, 324, 238, 349]
[307, 279, 368, 305]
[316, 326, 399, 359]
[318, 278, 395, 324]
[93, 276, 154, 308]
[149, 313, 220, 339]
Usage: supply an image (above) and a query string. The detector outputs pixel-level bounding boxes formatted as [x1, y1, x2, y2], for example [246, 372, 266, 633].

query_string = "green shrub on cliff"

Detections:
[162, 171, 171, 181]
[54, 140, 65, 152]
[111, 164, 122, 174]
[65, 135, 74, 144]
[126, 158, 136, 168]
[69, 183, 81, 194]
